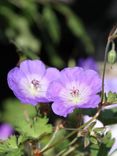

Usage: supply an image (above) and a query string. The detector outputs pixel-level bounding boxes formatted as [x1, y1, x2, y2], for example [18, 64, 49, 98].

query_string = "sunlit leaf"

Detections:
[2, 98, 37, 125]
[0, 136, 23, 155]
[16, 117, 52, 139]
[107, 91, 117, 104]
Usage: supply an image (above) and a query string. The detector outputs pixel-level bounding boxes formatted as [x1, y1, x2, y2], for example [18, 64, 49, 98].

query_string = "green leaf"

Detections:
[16, 117, 52, 139]
[6, 136, 18, 149]
[0, 7, 41, 54]
[97, 131, 115, 156]
[84, 137, 90, 148]
[17, 135, 28, 146]
[90, 136, 98, 145]
[90, 144, 99, 156]
[93, 127, 105, 133]
[5, 149, 23, 156]
[2, 99, 52, 139]
[2, 98, 37, 125]
[0, 136, 23, 155]
[43, 6, 61, 44]
[107, 91, 117, 104]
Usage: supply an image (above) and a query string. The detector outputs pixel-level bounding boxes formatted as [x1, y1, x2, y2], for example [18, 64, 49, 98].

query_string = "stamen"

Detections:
[70, 86, 79, 97]
[31, 79, 40, 89]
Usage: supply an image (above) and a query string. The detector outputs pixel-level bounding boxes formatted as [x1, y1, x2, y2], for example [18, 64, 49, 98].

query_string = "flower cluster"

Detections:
[7, 59, 102, 117]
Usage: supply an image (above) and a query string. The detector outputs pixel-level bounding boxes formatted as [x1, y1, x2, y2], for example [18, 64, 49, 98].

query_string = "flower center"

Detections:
[69, 86, 80, 104]
[27, 79, 41, 96]
[70, 86, 79, 97]
[31, 79, 40, 89]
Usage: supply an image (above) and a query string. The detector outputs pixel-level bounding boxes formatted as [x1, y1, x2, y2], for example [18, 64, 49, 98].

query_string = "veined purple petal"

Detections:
[60, 67, 84, 85]
[84, 70, 102, 93]
[44, 67, 60, 81]
[52, 100, 74, 117]
[47, 80, 63, 101]
[20, 60, 46, 77]
[78, 95, 101, 108]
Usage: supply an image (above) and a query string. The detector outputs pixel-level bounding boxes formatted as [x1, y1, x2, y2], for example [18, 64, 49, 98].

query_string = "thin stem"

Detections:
[101, 26, 117, 103]
[35, 104, 40, 117]
[41, 128, 58, 152]
[112, 41, 115, 50]
[56, 149, 66, 156]
[101, 39, 111, 102]
[41, 106, 101, 153]
[62, 146, 77, 156]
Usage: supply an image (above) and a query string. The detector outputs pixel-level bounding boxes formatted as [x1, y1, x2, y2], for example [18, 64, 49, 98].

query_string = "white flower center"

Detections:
[20, 74, 48, 98]
[30, 79, 41, 96]
[69, 86, 80, 103]
[59, 81, 91, 106]
[31, 79, 40, 90]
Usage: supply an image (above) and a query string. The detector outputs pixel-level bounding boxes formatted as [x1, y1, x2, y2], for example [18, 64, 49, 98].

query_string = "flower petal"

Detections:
[84, 70, 102, 93]
[52, 100, 74, 117]
[45, 67, 60, 81]
[78, 95, 101, 108]
[47, 80, 63, 101]
[20, 60, 46, 77]
[60, 67, 84, 85]
[7, 67, 25, 91]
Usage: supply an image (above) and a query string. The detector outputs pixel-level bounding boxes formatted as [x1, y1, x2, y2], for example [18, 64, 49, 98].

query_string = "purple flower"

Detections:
[0, 124, 13, 140]
[47, 67, 102, 117]
[78, 57, 98, 72]
[105, 78, 117, 93]
[104, 78, 117, 109]
[7, 60, 60, 105]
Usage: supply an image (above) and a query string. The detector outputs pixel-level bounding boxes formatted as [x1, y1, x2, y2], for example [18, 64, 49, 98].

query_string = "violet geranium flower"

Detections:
[104, 78, 117, 109]
[47, 67, 102, 117]
[0, 124, 13, 140]
[78, 57, 98, 72]
[7, 60, 60, 105]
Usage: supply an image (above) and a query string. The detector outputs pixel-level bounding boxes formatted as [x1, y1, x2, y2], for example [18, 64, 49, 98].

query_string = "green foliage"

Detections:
[0, 136, 23, 156]
[16, 117, 52, 139]
[97, 131, 115, 156]
[0, 6, 40, 57]
[43, 5, 61, 44]
[2, 99, 52, 139]
[2, 98, 37, 125]
[107, 91, 117, 104]
[17, 135, 29, 146]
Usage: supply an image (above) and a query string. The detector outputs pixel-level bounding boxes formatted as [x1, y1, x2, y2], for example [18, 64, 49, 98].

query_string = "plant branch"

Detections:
[101, 39, 111, 102]
[41, 106, 101, 153]
[101, 27, 117, 103]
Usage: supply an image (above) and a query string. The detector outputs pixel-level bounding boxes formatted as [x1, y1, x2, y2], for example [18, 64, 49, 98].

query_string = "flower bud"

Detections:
[108, 49, 117, 64]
